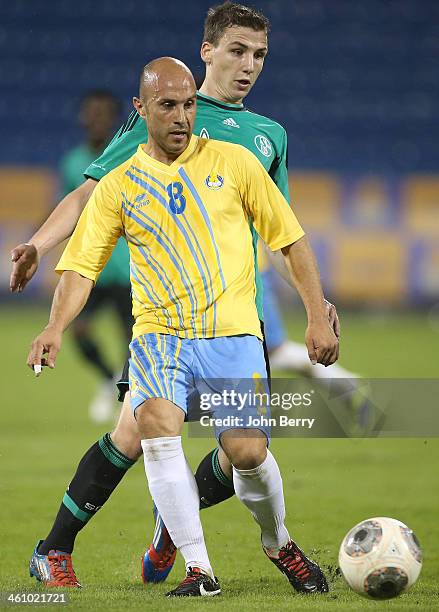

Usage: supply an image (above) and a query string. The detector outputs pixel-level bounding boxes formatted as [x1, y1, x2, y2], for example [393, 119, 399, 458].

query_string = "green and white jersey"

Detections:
[60, 144, 130, 287]
[84, 92, 290, 318]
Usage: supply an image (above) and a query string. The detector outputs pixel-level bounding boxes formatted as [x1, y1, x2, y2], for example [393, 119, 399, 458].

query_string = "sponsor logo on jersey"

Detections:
[223, 117, 240, 128]
[199, 127, 210, 139]
[205, 173, 224, 190]
[254, 134, 273, 157]
[134, 192, 150, 209]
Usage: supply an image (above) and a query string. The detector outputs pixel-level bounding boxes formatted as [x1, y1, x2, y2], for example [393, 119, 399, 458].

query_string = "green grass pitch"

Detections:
[0, 305, 438, 610]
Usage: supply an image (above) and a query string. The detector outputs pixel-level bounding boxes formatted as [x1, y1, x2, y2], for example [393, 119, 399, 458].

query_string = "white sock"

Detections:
[233, 450, 289, 554]
[141, 436, 213, 577]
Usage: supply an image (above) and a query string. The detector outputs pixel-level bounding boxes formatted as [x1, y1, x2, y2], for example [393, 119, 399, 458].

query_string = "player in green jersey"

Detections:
[14, 2, 338, 592]
[60, 90, 132, 423]
[80, 18, 350, 385]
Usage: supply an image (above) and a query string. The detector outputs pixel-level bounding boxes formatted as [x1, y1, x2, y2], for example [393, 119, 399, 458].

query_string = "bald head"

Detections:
[139, 57, 196, 102]
[133, 56, 197, 164]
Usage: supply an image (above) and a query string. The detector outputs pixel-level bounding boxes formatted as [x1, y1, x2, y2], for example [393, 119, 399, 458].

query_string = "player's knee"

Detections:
[221, 432, 267, 470]
[232, 447, 267, 470]
[135, 398, 183, 438]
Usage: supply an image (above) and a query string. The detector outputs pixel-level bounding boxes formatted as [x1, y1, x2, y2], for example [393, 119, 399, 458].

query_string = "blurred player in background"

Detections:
[60, 90, 132, 422]
[12, 1, 345, 591]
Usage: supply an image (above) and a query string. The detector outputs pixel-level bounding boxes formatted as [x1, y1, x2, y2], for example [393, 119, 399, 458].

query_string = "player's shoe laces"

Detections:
[142, 504, 177, 583]
[166, 567, 221, 597]
[29, 540, 81, 588]
[264, 539, 329, 594]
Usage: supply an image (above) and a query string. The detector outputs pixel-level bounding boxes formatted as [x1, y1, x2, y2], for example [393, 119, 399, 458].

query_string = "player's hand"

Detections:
[324, 299, 341, 339]
[10, 243, 40, 293]
[305, 319, 339, 367]
[27, 326, 62, 372]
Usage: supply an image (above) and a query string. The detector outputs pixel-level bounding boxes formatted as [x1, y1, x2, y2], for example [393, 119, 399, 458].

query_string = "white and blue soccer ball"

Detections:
[339, 517, 422, 599]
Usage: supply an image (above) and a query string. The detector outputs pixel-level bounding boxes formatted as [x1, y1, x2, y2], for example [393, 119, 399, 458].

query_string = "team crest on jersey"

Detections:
[199, 127, 210, 139]
[205, 173, 224, 190]
[254, 134, 273, 157]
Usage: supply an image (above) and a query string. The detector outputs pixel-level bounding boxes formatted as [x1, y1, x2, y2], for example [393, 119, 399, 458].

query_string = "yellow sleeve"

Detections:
[56, 173, 122, 282]
[233, 146, 305, 251]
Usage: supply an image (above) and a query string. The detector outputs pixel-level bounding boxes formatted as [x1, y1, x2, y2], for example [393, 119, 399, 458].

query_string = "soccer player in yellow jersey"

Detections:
[28, 58, 337, 597]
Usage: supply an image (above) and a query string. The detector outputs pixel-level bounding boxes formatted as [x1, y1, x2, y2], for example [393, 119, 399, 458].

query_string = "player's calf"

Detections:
[142, 448, 234, 584]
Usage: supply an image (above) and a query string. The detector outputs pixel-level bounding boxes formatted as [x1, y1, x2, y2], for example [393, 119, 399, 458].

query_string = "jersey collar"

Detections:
[196, 91, 245, 112]
[136, 135, 199, 172]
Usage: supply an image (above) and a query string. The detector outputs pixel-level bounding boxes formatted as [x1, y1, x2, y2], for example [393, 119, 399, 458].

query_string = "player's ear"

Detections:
[200, 41, 213, 65]
[133, 96, 146, 118]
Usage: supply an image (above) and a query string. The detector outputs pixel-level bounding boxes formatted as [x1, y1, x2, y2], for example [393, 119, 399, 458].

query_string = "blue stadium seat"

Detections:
[0, 0, 437, 170]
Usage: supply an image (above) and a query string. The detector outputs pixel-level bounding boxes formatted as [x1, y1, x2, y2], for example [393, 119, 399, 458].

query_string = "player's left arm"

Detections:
[237, 150, 339, 365]
[266, 129, 340, 338]
[281, 236, 339, 365]
[263, 244, 340, 338]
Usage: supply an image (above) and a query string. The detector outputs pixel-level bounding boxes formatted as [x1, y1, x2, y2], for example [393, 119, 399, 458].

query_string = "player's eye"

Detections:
[231, 48, 243, 55]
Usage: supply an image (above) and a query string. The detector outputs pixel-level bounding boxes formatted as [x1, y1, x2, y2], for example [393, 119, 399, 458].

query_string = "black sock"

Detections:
[195, 448, 235, 510]
[38, 434, 135, 555]
[75, 335, 114, 380]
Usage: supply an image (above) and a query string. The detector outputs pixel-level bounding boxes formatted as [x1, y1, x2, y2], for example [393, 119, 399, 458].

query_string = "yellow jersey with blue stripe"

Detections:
[56, 135, 304, 340]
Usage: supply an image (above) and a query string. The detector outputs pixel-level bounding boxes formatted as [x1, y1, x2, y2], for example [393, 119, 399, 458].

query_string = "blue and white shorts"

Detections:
[129, 333, 270, 441]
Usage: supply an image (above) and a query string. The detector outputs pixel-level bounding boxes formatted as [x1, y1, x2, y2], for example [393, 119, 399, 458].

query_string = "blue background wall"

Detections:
[1, 0, 438, 172]
[1, 0, 438, 305]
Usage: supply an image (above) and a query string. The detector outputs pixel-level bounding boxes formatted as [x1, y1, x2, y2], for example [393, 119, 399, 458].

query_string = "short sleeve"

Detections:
[268, 127, 290, 204]
[56, 174, 123, 282]
[234, 147, 304, 251]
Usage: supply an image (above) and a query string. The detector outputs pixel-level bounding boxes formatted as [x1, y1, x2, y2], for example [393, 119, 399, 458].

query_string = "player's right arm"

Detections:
[27, 271, 94, 371]
[27, 175, 123, 372]
[10, 178, 98, 292]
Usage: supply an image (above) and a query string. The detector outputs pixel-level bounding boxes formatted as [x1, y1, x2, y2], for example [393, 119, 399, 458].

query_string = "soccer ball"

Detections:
[339, 517, 422, 599]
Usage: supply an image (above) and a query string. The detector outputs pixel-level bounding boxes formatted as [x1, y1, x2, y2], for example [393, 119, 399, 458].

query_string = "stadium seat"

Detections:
[0, 0, 437, 169]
